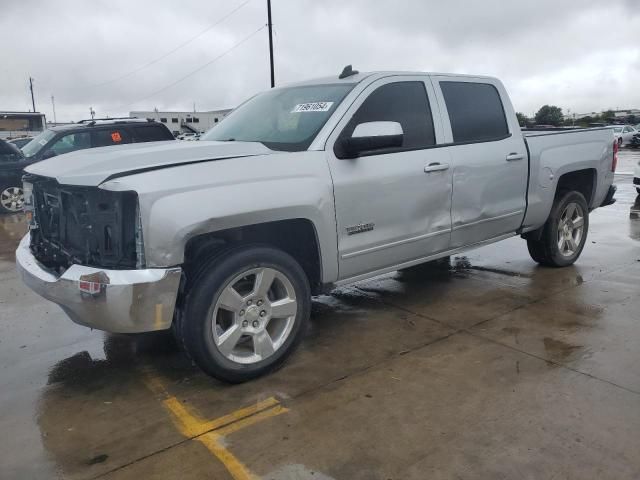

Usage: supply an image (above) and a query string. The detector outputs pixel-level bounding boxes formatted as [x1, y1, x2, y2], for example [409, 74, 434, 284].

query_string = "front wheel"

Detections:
[526, 191, 589, 267]
[179, 245, 310, 383]
[0, 184, 24, 214]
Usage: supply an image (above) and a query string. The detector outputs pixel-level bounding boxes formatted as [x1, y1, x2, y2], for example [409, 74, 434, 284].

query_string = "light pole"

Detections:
[267, 0, 274, 88]
[51, 95, 57, 125]
[29, 77, 36, 112]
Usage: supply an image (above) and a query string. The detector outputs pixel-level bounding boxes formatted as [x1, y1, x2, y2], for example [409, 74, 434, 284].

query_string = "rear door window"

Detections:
[341, 81, 436, 150]
[130, 125, 174, 143]
[91, 128, 132, 147]
[440, 81, 509, 143]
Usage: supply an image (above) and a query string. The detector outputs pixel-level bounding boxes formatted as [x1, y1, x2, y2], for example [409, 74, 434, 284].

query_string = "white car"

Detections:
[177, 132, 199, 141]
[610, 125, 638, 146]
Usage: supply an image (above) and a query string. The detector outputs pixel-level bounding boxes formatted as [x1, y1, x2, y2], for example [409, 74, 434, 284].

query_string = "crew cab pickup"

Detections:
[16, 69, 617, 382]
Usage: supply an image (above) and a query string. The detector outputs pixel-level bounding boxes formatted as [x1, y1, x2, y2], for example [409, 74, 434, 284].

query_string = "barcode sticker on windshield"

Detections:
[291, 102, 334, 113]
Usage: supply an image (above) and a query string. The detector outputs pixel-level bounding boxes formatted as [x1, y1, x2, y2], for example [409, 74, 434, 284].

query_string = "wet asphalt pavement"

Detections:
[1, 151, 639, 479]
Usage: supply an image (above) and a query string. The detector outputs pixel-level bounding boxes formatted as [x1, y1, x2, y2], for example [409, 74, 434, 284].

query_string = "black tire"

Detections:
[526, 191, 589, 267]
[179, 245, 310, 383]
[0, 183, 24, 214]
[618, 137, 623, 147]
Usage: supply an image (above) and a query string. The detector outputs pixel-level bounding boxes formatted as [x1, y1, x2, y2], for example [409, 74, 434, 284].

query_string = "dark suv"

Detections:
[0, 139, 26, 213]
[0, 118, 174, 214]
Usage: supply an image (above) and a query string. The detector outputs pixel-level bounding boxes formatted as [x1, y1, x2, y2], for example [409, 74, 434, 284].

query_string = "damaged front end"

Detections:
[24, 174, 142, 272]
[17, 174, 182, 333]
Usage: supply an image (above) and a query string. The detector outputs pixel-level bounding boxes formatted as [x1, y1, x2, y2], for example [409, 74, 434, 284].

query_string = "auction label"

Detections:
[291, 102, 334, 113]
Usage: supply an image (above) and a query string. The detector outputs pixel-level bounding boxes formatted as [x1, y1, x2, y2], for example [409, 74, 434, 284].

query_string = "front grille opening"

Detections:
[27, 174, 139, 270]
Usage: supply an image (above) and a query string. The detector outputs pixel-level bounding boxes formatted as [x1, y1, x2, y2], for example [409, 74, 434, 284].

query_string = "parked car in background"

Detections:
[22, 118, 174, 162]
[0, 139, 27, 213]
[8, 137, 33, 149]
[1, 118, 175, 214]
[609, 124, 638, 146]
[17, 70, 617, 382]
[177, 132, 200, 141]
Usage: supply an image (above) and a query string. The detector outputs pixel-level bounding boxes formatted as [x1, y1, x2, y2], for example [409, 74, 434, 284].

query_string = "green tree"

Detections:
[601, 110, 615, 123]
[515, 112, 529, 126]
[535, 105, 564, 126]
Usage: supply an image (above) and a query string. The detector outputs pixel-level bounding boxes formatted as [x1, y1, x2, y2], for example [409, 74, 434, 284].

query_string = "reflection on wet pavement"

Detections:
[0, 213, 27, 262]
[1, 174, 640, 479]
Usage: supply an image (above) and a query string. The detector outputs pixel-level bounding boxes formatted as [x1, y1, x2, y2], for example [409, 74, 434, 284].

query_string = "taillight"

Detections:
[612, 140, 618, 172]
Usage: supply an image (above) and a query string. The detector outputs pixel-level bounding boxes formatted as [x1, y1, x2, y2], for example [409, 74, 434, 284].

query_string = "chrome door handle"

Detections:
[506, 153, 525, 161]
[424, 162, 450, 173]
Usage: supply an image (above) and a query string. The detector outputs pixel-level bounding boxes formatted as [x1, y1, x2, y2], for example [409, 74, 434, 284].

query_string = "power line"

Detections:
[89, 0, 255, 88]
[126, 24, 266, 108]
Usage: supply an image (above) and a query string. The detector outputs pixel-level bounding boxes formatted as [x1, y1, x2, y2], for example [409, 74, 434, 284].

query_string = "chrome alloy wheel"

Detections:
[211, 267, 298, 364]
[557, 202, 585, 257]
[0, 187, 24, 212]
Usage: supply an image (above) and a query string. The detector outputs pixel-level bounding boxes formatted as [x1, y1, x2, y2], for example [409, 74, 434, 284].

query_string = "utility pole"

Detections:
[29, 77, 36, 112]
[51, 95, 57, 125]
[89, 107, 95, 120]
[267, 0, 275, 88]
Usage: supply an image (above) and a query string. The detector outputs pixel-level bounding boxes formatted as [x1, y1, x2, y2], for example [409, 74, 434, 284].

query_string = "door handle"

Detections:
[424, 162, 450, 173]
[506, 153, 525, 161]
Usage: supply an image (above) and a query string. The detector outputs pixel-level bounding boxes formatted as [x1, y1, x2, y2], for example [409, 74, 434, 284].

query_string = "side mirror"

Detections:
[338, 121, 404, 159]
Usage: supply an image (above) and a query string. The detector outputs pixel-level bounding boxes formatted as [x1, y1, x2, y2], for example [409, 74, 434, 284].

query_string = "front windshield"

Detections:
[22, 129, 56, 158]
[202, 84, 354, 151]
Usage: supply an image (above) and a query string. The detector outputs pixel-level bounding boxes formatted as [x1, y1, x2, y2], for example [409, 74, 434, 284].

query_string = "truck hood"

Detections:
[24, 140, 274, 186]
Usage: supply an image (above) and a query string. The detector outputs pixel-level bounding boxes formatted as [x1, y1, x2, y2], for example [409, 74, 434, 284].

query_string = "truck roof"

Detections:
[284, 70, 499, 88]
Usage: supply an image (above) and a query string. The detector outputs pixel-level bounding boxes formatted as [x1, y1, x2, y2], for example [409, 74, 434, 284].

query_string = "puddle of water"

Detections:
[542, 337, 582, 360]
[0, 213, 27, 261]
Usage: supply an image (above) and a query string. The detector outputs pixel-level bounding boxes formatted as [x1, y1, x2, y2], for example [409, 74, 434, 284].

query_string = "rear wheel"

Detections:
[179, 245, 310, 383]
[0, 184, 24, 214]
[526, 191, 589, 267]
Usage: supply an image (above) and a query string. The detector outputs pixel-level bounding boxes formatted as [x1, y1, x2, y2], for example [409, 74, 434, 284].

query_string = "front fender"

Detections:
[103, 152, 339, 283]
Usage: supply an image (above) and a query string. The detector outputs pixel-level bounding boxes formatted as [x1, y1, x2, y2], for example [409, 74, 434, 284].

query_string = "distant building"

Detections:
[565, 109, 640, 121]
[0, 111, 46, 139]
[129, 109, 231, 136]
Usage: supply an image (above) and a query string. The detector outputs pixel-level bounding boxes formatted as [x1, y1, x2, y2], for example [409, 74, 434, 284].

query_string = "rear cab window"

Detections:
[439, 81, 509, 143]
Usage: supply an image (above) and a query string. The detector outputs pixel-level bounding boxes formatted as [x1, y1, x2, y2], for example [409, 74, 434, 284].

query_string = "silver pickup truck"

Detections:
[17, 69, 617, 382]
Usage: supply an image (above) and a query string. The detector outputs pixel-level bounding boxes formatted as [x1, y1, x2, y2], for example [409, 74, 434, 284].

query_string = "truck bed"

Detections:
[521, 127, 615, 231]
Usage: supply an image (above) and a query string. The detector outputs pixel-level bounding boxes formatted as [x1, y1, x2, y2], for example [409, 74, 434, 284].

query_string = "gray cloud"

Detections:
[2, 0, 639, 121]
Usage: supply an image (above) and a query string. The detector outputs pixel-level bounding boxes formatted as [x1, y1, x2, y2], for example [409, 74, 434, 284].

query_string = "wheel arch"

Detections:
[182, 218, 325, 295]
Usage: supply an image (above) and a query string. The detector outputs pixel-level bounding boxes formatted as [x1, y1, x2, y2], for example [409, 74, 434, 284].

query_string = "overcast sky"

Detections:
[2, 0, 639, 122]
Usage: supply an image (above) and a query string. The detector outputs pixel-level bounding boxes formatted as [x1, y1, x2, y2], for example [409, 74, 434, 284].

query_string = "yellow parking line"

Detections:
[162, 395, 282, 437]
[141, 369, 287, 480]
[214, 404, 288, 437]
